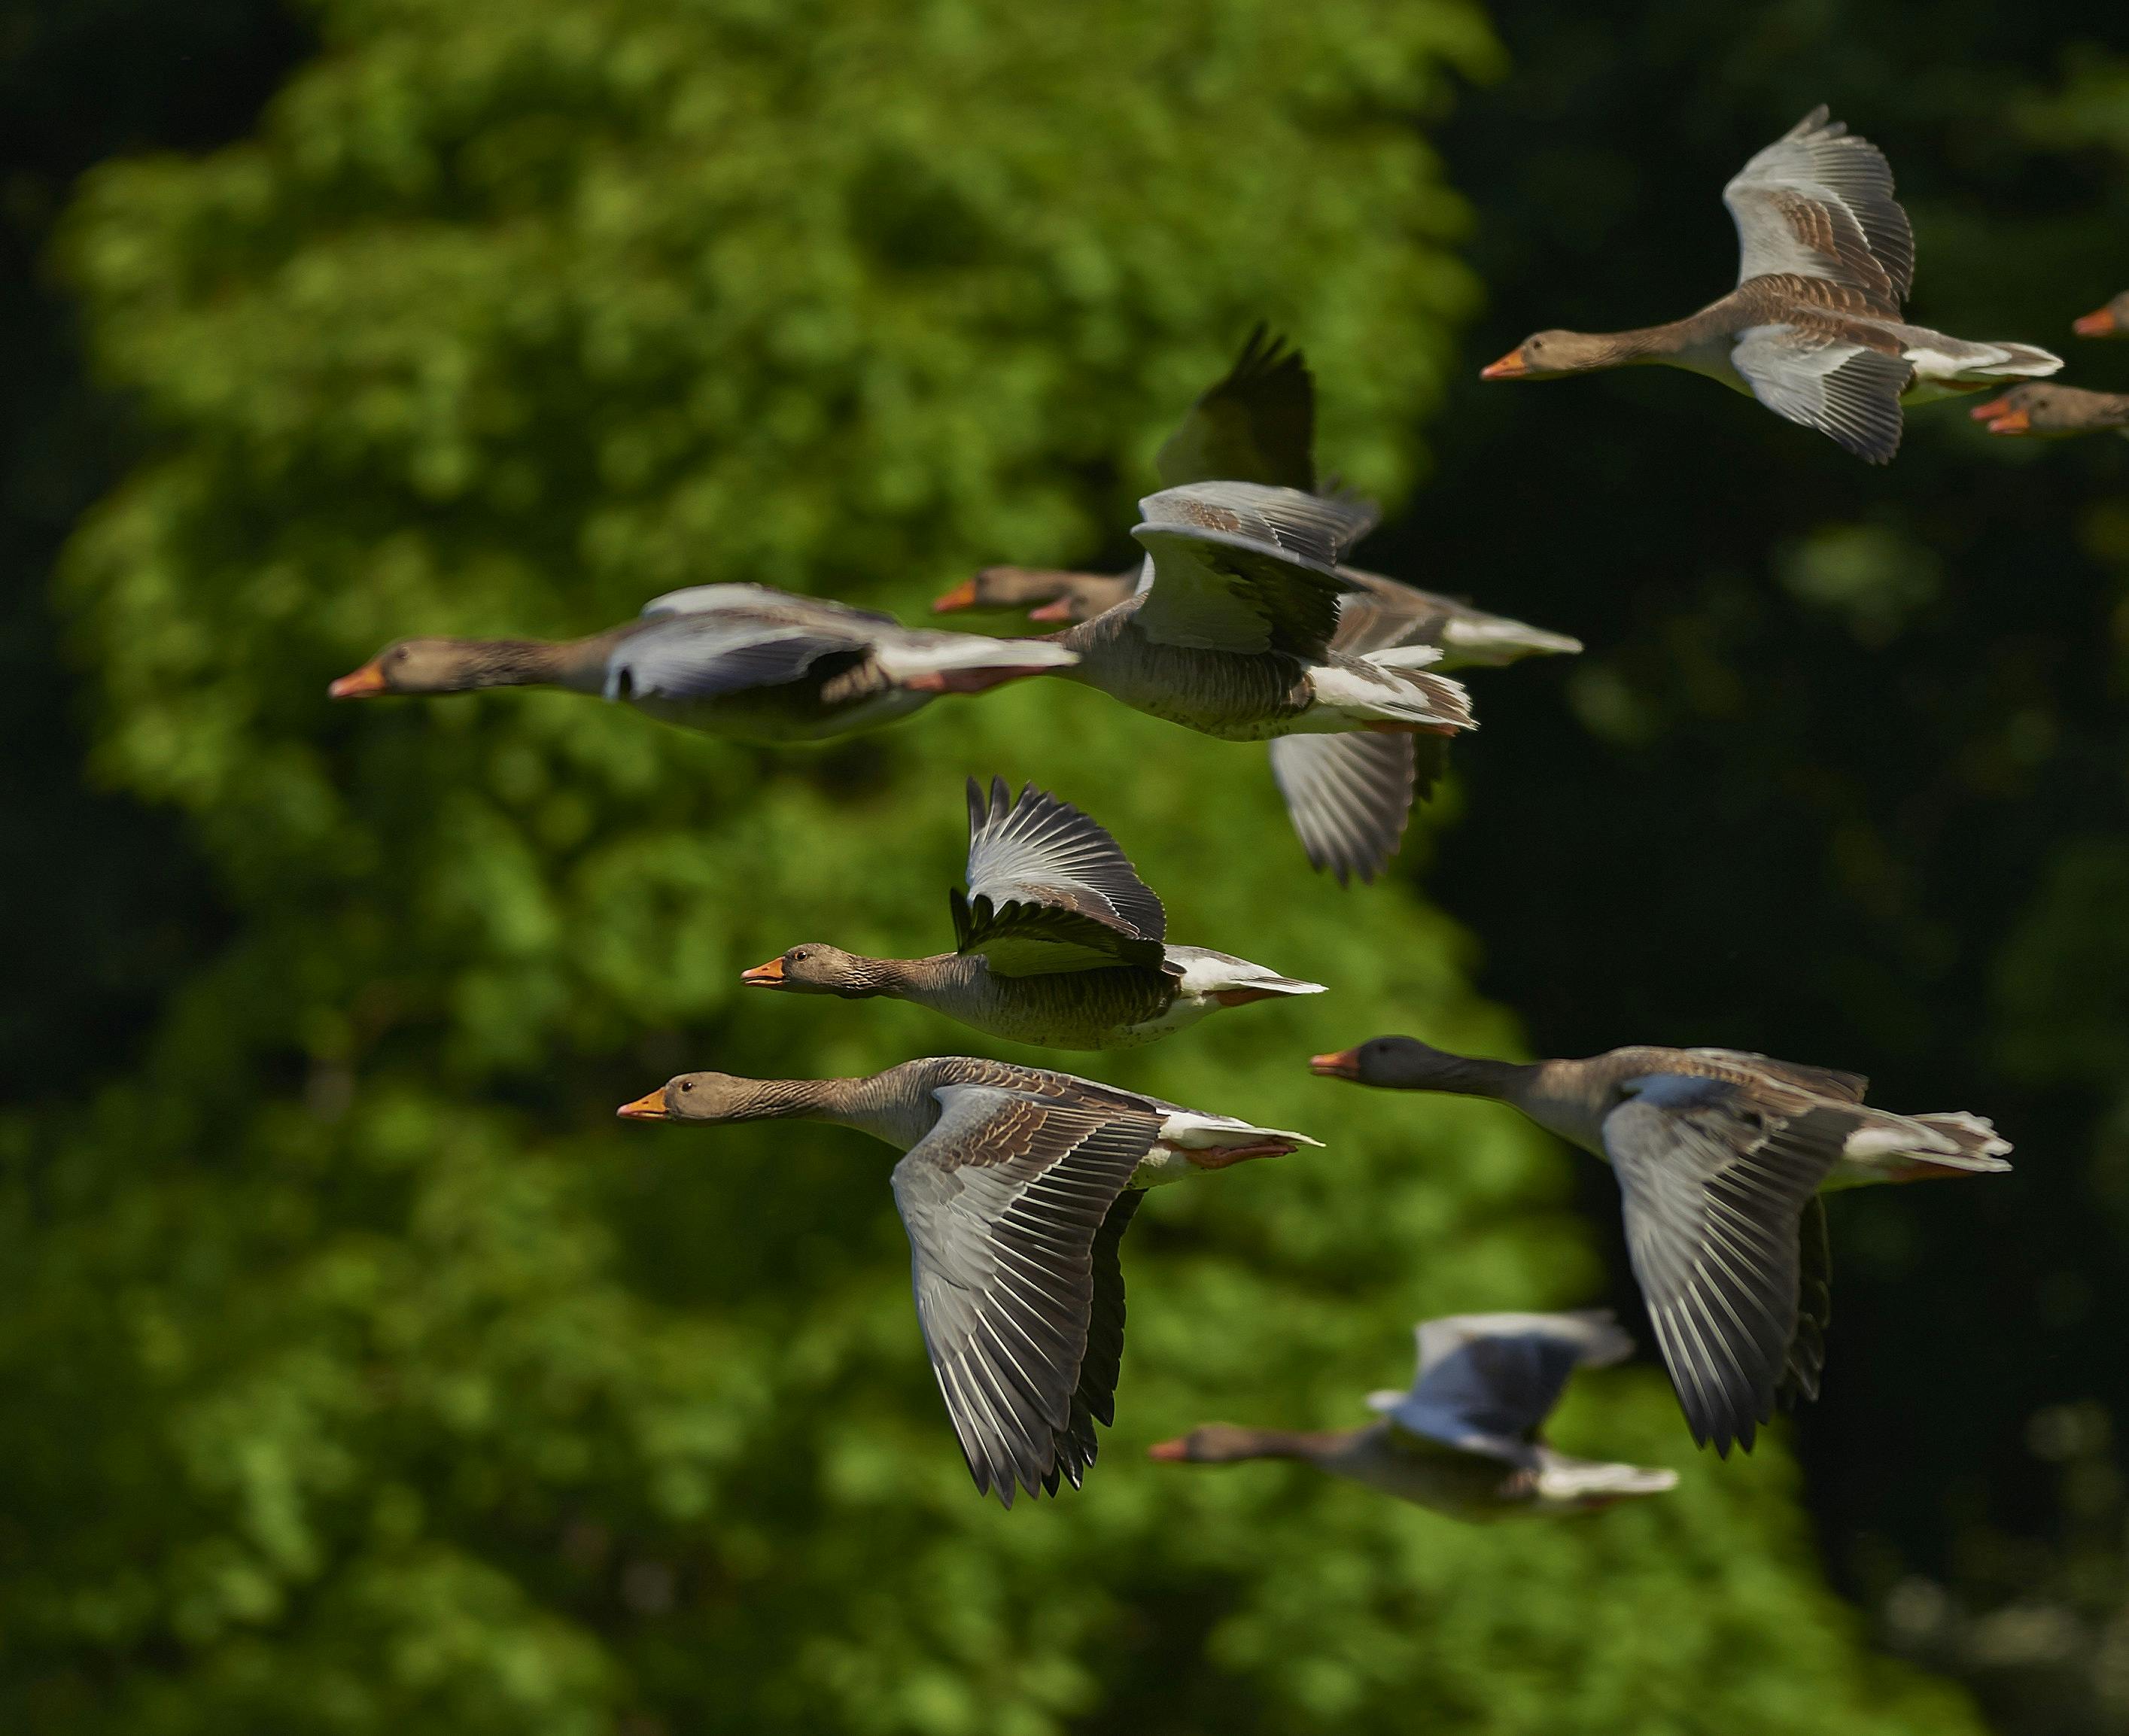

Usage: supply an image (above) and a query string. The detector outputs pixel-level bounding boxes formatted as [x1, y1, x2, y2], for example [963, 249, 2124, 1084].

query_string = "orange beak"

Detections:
[616, 1088, 670, 1120]
[329, 659, 389, 699]
[1969, 397, 2031, 435]
[1145, 1437, 1191, 1462]
[2073, 306, 2119, 339]
[740, 957, 786, 986]
[1480, 348, 1531, 381]
[1309, 1048, 1361, 1079]
[931, 579, 979, 613]
[1026, 598, 1077, 622]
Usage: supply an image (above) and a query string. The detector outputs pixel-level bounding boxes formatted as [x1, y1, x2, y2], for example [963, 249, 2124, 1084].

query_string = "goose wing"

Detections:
[1602, 1074, 1848, 1455]
[1155, 324, 1317, 492]
[1369, 1310, 1633, 1463]
[1130, 481, 1373, 658]
[604, 613, 872, 703]
[1730, 327, 1910, 464]
[1267, 732, 1439, 885]
[891, 1083, 1160, 1506]
[951, 778, 1166, 975]
[1723, 106, 1914, 309]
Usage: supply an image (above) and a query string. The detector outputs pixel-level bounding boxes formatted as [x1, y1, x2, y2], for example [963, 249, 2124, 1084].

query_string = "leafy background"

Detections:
[2, 0, 2125, 1731]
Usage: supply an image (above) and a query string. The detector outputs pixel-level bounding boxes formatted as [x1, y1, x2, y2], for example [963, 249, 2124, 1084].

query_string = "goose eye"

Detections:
[680, 1081, 693, 1093]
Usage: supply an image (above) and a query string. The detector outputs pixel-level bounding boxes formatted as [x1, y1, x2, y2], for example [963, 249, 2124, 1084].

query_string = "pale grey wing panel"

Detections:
[1137, 480, 1376, 573]
[1731, 329, 1909, 464]
[1603, 1077, 1848, 1455]
[1327, 569, 1456, 657]
[1389, 1313, 1625, 1458]
[640, 582, 900, 628]
[891, 1086, 1159, 1506]
[1723, 106, 1913, 303]
[963, 777, 1165, 940]
[1268, 732, 1417, 885]
[604, 618, 862, 702]
[1154, 325, 1316, 492]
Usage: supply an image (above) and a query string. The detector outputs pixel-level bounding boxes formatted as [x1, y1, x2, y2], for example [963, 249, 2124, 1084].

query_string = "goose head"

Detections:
[1969, 383, 2128, 436]
[740, 944, 893, 997]
[330, 637, 491, 697]
[1310, 1035, 1474, 1089]
[1481, 330, 1623, 381]
[1146, 1425, 1281, 1464]
[2073, 293, 2129, 339]
[616, 1072, 759, 1123]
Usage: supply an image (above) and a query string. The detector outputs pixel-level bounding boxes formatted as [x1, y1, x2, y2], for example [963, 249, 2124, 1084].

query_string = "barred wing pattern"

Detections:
[891, 1084, 1160, 1506]
[1723, 106, 1914, 308]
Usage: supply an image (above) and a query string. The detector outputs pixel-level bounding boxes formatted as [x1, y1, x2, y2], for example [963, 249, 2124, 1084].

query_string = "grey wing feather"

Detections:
[1378, 1311, 1631, 1459]
[1684, 1048, 1869, 1104]
[1731, 329, 1909, 464]
[1155, 325, 1316, 492]
[1267, 733, 1419, 884]
[1780, 1194, 1833, 1409]
[1604, 1076, 1848, 1455]
[640, 582, 900, 629]
[953, 778, 1166, 974]
[892, 1085, 1160, 1506]
[1723, 107, 1914, 305]
[1047, 1188, 1145, 1493]
[604, 616, 866, 702]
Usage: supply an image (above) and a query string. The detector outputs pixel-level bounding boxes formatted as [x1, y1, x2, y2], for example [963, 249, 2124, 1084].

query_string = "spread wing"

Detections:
[1155, 325, 1316, 492]
[1131, 482, 1372, 658]
[951, 778, 1166, 975]
[1723, 106, 1914, 309]
[603, 616, 869, 702]
[1603, 1075, 1847, 1455]
[1267, 733, 1429, 885]
[1371, 1311, 1633, 1463]
[639, 582, 901, 629]
[1731, 327, 1910, 464]
[890, 1084, 1160, 1506]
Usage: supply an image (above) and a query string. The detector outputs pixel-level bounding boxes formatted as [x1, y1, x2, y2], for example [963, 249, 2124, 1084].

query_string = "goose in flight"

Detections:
[1309, 1037, 2011, 1454]
[328, 583, 1075, 741]
[1483, 108, 2061, 462]
[617, 1057, 1319, 1505]
[1971, 382, 2129, 439]
[743, 777, 1324, 1050]
[1149, 1311, 1677, 1518]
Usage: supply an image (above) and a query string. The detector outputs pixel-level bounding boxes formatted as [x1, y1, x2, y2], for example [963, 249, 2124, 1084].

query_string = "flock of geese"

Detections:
[327, 109, 2094, 1514]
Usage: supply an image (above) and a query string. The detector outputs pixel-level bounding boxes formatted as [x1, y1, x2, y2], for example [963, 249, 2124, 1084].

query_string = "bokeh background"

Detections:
[4, 1, 2128, 1731]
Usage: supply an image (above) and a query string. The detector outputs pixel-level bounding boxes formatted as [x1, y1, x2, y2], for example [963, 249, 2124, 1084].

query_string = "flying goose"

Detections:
[1483, 108, 2062, 463]
[1970, 383, 2129, 438]
[616, 1057, 1320, 1505]
[328, 583, 1076, 742]
[1148, 1310, 1677, 1518]
[2075, 293, 2129, 338]
[949, 330, 1554, 883]
[743, 777, 1324, 1050]
[1309, 1037, 2011, 1455]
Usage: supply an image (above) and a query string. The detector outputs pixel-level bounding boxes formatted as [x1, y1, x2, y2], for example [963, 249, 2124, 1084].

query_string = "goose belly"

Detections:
[1071, 636, 1309, 740]
[908, 965, 1179, 1050]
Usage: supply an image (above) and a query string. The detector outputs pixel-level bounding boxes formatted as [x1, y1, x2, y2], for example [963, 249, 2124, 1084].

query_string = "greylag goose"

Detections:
[941, 330, 1574, 883]
[1483, 108, 2062, 463]
[329, 583, 1076, 743]
[2075, 293, 2129, 338]
[1309, 1037, 2011, 1455]
[743, 777, 1324, 1050]
[1148, 1310, 1677, 1518]
[1970, 383, 2129, 438]
[616, 1057, 1320, 1505]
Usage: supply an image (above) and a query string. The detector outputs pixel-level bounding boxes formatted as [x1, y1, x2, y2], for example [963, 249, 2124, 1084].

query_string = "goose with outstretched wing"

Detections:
[741, 777, 1323, 1050]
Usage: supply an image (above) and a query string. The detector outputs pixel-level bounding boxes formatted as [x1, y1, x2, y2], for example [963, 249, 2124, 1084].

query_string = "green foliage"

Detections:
[5, 1, 1982, 1731]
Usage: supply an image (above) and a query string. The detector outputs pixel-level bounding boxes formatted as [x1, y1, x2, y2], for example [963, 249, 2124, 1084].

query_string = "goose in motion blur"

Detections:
[1148, 1311, 1677, 1518]
[743, 777, 1323, 1050]
[1483, 107, 2061, 462]
[2074, 293, 2129, 338]
[328, 583, 1075, 742]
[616, 1057, 1319, 1506]
[1309, 1037, 2012, 1454]
[1971, 383, 2129, 438]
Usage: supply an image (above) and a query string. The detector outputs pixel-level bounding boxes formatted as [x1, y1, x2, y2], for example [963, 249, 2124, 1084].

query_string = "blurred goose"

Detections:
[1309, 1037, 2011, 1455]
[935, 566, 1136, 622]
[1971, 383, 2129, 438]
[329, 583, 1075, 742]
[1483, 108, 2061, 463]
[1148, 1311, 1677, 1518]
[744, 777, 1323, 1050]
[2075, 293, 2129, 338]
[617, 1057, 1319, 1506]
